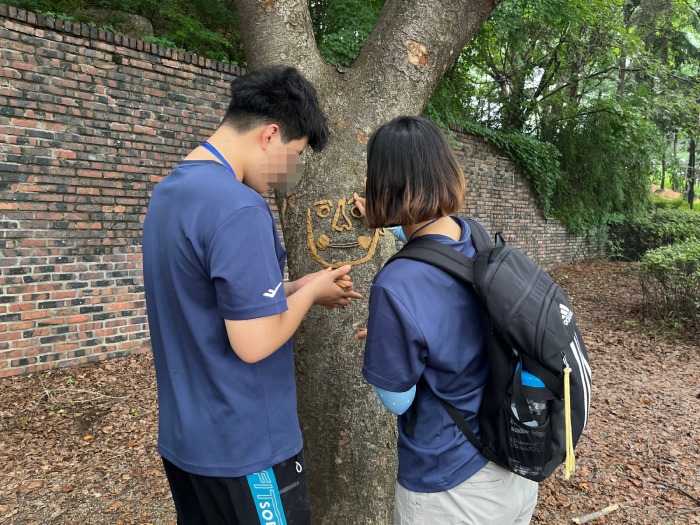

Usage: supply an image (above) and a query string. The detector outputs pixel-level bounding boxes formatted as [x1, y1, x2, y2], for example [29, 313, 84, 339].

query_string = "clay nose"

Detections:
[331, 198, 353, 232]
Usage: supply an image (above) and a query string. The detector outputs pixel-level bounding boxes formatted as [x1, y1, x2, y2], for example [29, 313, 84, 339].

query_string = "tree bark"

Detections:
[661, 151, 666, 190]
[234, 1, 502, 522]
[688, 137, 696, 210]
[673, 132, 679, 191]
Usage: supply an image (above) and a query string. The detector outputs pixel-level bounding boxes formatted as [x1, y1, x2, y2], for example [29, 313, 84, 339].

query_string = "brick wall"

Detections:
[451, 128, 607, 268]
[0, 5, 605, 377]
[0, 5, 243, 377]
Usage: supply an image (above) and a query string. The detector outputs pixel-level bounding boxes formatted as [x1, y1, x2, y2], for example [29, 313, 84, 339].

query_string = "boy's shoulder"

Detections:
[165, 161, 268, 210]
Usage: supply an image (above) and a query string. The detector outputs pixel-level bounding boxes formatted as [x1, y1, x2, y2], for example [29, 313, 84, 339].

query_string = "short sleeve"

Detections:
[208, 206, 287, 320]
[362, 283, 427, 392]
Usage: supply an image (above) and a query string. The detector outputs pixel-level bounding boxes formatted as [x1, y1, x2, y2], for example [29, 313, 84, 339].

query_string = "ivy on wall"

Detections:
[448, 119, 563, 223]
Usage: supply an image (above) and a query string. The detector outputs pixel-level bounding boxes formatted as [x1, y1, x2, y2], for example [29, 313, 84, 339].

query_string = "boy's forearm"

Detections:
[284, 281, 298, 297]
[225, 285, 316, 363]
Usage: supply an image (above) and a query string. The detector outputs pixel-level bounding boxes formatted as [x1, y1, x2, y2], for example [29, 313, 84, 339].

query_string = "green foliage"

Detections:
[437, 112, 650, 235]
[423, 0, 700, 235]
[613, 209, 700, 259]
[6, 0, 83, 14]
[447, 120, 563, 220]
[423, 62, 473, 129]
[639, 240, 700, 330]
[424, 0, 672, 234]
[156, 3, 237, 63]
[6, 0, 243, 65]
[652, 194, 700, 211]
[143, 35, 179, 50]
[546, 106, 656, 233]
[311, 0, 384, 67]
[451, 0, 633, 132]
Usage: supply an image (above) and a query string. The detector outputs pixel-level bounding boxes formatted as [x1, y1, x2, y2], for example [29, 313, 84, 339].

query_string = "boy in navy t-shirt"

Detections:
[355, 116, 538, 524]
[142, 66, 362, 524]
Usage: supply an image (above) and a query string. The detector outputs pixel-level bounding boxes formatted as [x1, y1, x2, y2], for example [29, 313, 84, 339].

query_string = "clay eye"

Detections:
[314, 200, 332, 219]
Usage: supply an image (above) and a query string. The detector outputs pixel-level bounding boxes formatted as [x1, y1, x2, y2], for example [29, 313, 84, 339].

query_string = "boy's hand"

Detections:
[292, 268, 330, 293]
[292, 269, 353, 295]
[306, 266, 363, 308]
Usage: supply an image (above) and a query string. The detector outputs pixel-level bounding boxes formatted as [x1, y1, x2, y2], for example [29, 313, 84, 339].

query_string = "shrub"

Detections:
[652, 194, 700, 211]
[639, 240, 700, 330]
[610, 209, 700, 260]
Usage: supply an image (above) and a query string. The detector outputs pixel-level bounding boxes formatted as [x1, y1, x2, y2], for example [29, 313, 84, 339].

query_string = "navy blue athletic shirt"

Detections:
[363, 217, 490, 492]
[143, 160, 301, 477]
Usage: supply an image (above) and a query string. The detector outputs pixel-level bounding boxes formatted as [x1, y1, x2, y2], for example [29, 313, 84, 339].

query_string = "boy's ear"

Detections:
[259, 124, 280, 151]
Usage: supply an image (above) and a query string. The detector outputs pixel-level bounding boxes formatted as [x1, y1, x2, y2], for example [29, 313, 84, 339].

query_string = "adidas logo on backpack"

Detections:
[560, 304, 573, 326]
[388, 218, 592, 482]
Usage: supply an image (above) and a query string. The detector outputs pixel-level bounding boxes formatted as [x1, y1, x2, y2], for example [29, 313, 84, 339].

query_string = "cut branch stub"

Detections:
[404, 39, 428, 67]
[258, 0, 277, 12]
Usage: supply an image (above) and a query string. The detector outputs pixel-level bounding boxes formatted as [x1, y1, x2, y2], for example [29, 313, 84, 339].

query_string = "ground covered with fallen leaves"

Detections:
[1, 260, 698, 524]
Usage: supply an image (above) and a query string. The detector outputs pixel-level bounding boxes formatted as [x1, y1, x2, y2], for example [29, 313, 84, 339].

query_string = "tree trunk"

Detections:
[672, 132, 679, 191]
[688, 137, 696, 210]
[661, 151, 666, 190]
[234, 0, 501, 522]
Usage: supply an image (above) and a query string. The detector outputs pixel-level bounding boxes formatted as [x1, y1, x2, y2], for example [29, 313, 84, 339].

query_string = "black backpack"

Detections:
[386, 218, 591, 482]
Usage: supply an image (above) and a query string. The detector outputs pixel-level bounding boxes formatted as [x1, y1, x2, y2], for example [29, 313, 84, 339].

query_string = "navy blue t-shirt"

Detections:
[362, 217, 490, 492]
[143, 160, 301, 477]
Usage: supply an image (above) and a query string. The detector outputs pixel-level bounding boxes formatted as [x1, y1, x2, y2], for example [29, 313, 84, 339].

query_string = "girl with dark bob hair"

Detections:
[357, 116, 538, 524]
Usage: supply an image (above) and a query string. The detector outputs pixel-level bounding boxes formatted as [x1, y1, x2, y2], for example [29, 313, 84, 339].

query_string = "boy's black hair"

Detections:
[364, 115, 465, 228]
[222, 65, 329, 151]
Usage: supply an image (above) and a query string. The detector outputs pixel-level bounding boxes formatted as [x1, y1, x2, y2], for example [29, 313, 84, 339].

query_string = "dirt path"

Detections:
[1, 261, 698, 524]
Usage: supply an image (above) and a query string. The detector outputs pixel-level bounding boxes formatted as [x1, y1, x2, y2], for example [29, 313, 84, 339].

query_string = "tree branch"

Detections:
[681, 0, 700, 20]
[234, 0, 326, 82]
[348, 0, 503, 116]
[545, 107, 623, 125]
[536, 66, 619, 104]
[571, 503, 620, 524]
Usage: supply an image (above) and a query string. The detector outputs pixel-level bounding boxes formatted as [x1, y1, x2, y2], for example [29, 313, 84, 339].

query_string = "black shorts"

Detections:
[162, 451, 310, 525]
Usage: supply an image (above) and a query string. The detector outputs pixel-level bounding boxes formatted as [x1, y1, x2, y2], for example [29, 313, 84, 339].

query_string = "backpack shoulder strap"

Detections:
[465, 218, 494, 252]
[386, 218, 497, 282]
[439, 398, 501, 465]
[387, 236, 475, 285]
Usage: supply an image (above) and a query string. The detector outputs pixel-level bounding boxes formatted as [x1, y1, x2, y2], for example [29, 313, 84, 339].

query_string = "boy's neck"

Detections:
[184, 126, 248, 183]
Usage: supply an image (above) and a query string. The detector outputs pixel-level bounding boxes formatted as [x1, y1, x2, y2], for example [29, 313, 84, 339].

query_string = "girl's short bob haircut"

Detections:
[364, 115, 465, 229]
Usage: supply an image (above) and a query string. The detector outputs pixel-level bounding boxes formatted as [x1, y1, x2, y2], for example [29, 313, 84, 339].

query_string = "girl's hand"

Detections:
[352, 192, 366, 217]
[354, 328, 367, 341]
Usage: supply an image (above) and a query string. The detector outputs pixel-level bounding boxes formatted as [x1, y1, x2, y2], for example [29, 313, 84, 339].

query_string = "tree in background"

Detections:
[634, 0, 700, 204]
[426, 0, 700, 228]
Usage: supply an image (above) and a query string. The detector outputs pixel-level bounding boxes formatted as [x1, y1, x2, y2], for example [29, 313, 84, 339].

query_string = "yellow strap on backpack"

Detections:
[564, 366, 575, 479]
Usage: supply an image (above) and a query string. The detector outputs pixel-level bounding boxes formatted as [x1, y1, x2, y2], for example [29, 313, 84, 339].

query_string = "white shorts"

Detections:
[394, 461, 538, 525]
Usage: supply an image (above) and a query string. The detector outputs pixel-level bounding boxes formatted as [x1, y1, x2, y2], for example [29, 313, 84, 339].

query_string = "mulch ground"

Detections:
[1, 260, 698, 524]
